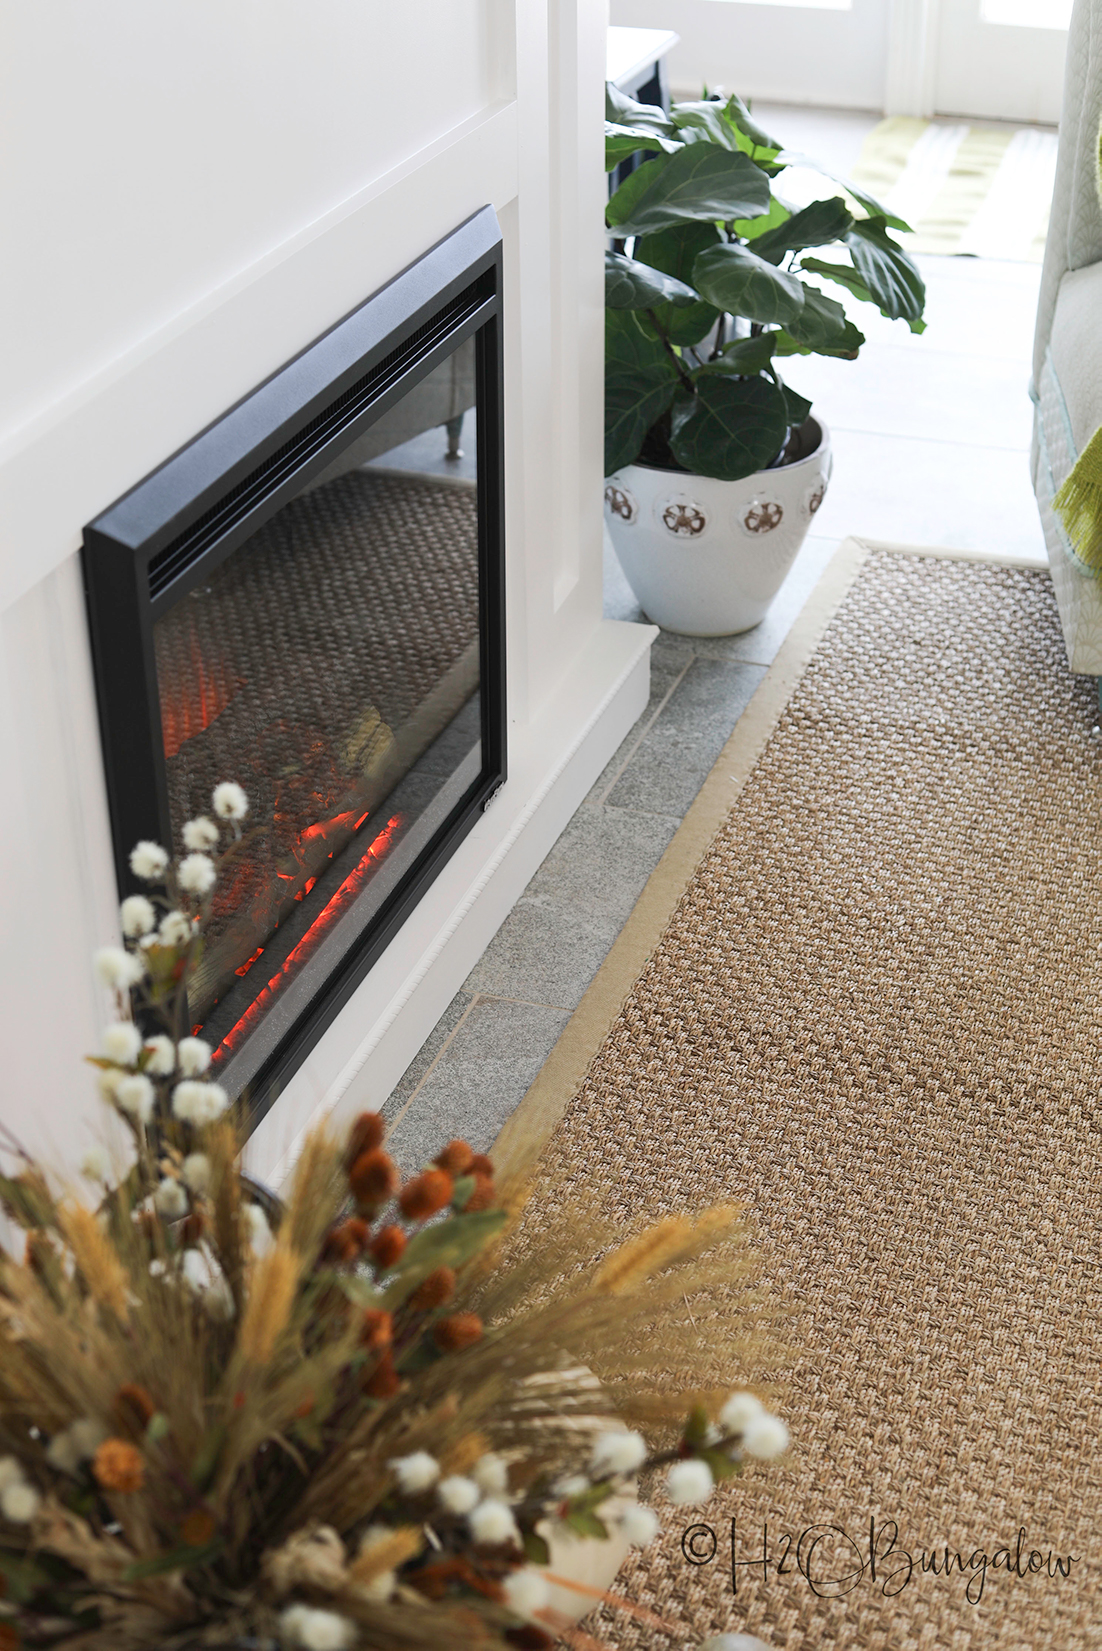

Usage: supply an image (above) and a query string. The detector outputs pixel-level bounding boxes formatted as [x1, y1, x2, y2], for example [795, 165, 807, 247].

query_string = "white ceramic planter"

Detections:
[604, 419, 832, 636]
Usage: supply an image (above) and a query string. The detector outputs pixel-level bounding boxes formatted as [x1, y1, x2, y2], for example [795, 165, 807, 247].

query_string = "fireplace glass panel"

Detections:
[151, 345, 481, 1058]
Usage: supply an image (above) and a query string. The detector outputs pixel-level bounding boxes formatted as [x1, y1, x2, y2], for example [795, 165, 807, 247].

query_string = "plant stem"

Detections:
[645, 310, 695, 393]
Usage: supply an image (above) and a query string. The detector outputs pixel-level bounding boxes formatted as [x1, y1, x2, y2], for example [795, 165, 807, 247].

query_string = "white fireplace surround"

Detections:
[0, 0, 654, 1190]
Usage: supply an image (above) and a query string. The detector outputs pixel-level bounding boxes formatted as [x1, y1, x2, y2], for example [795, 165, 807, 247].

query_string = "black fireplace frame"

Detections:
[81, 207, 506, 1130]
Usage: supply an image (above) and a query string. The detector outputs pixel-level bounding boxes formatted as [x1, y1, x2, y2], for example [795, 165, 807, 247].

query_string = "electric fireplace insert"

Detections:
[82, 208, 506, 1127]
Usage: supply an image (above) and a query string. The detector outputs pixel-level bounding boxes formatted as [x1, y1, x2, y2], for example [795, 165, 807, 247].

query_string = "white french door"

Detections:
[934, 0, 1072, 123]
[613, 0, 1072, 124]
[608, 0, 893, 112]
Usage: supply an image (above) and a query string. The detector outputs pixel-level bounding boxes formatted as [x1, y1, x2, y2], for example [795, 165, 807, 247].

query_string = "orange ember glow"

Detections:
[211, 814, 405, 1066]
[159, 629, 241, 759]
[235, 946, 265, 978]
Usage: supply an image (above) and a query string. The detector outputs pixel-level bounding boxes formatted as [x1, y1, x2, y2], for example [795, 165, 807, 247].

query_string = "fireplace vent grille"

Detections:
[147, 273, 491, 600]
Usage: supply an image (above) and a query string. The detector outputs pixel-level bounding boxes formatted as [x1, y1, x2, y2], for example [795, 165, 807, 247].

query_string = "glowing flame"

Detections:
[211, 814, 405, 1065]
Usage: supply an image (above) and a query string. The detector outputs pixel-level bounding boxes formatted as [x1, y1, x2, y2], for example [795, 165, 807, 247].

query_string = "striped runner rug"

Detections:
[848, 116, 1058, 262]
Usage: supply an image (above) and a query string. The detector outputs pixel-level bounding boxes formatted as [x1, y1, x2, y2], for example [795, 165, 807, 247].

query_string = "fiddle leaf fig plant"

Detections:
[605, 85, 927, 481]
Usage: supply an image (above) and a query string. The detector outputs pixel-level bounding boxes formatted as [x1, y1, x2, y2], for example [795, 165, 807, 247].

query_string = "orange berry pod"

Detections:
[369, 1224, 406, 1269]
[409, 1266, 456, 1312]
[115, 1383, 156, 1429]
[349, 1148, 399, 1209]
[179, 1508, 217, 1547]
[464, 1174, 496, 1213]
[361, 1308, 394, 1350]
[93, 1437, 145, 1493]
[433, 1312, 483, 1352]
[345, 1111, 386, 1169]
[321, 1216, 372, 1265]
[469, 1153, 494, 1178]
[398, 1169, 453, 1223]
[434, 1139, 475, 1176]
[362, 1350, 401, 1399]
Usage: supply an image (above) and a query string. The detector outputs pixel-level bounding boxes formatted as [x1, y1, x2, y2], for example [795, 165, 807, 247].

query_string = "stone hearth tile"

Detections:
[383, 996, 571, 1170]
[463, 804, 681, 1009]
[585, 629, 694, 804]
[604, 656, 768, 816]
[382, 989, 473, 1122]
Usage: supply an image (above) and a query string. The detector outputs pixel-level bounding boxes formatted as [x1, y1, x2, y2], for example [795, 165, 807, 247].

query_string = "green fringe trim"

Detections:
[1054, 424, 1102, 574]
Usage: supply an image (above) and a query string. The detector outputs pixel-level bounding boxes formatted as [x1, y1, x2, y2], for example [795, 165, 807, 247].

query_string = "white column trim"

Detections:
[885, 0, 942, 118]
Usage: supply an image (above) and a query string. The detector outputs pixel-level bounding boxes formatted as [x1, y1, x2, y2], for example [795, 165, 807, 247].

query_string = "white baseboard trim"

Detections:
[244, 615, 657, 1188]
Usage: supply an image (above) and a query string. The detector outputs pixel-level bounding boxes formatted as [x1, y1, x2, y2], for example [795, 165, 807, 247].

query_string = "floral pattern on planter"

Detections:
[741, 499, 784, 536]
[604, 420, 831, 636]
[659, 497, 708, 537]
[604, 483, 638, 525]
[805, 483, 826, 518]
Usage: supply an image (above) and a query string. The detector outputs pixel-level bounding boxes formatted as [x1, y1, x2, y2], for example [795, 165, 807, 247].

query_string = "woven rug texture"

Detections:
[528, 552, 1101, 1649]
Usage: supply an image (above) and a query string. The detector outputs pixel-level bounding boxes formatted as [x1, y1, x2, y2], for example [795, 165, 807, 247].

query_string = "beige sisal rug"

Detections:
[495, 540, 1101, 1650]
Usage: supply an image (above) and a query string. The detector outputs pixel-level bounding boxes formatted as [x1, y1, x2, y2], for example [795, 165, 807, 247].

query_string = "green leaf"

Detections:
[190, 1425, 227, 1492]
[606, 82, 675, 137]
[774, 151, 913, 231]
[842, 217, 925, 323]
[733, 193, 792, 244]
[608, 143, 772, 237]
[605, 251, 698, 310]
[662, 301, 721, 347]
[0, 1171, 55, 1230]
[382, 1208, 508, 1307]
[844, 216, 927, 324]
[750, 196, 855, 265]
[565, 1508, 611, 1540]
[605, 124, 681, 170]
[146, 1412, 171, 1445]
[604, 309, 680, 475]
[779, 381, 813, 427]
[784, 283, 855, 350]
[569, 1481, 616, 1514]
[123, 1539, 223, 1581]
[683, 1404, 711, 1449]
[692, 243, 806, 327]
[605, 153, 671, 232]
[669, 377, 790, 481]
[772, 318, 865, 359]
[634, 222, 722, 345]
[797, 255, 874, 306]
[0, 1547, 53, 1604]
[451, 1173, 476, 1211]
[523, 1530, 552, 1566]
[637, 221, 722, 284]
[700, 1446, 743, 1483]
[715, 93, 782, 157]
[697, 332, 776, 376]
[669, 100, 743, 151]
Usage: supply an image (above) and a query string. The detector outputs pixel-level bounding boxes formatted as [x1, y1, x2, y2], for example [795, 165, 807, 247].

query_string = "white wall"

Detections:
[0, 0, 645, 1184]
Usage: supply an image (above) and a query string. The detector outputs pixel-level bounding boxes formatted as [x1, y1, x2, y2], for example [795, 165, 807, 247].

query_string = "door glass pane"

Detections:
[703, 0, 851, 9]
[981, 0, 1071, 26]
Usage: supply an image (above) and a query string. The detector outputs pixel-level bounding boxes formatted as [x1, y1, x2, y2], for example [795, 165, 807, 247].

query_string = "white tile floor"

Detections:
[380, 107, 1052, 1169]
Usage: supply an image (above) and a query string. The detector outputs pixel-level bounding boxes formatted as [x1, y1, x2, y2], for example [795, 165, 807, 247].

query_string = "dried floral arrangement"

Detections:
[0, 786, 788, 1651]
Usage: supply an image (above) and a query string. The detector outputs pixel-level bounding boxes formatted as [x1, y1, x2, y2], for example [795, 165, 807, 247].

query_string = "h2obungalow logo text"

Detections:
[681, 1518, 1079, 1606]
